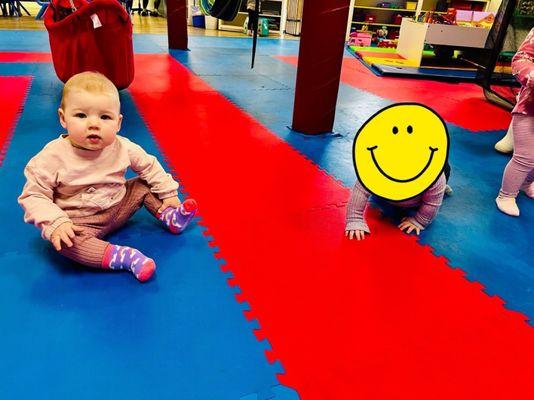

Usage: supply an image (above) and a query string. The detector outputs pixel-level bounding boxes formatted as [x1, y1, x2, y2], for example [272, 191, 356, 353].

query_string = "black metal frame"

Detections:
[476, 0, 519, 110]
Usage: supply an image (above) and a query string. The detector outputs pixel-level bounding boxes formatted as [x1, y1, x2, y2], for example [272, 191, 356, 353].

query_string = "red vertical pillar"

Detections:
[167, 0, 188, 50]
[292, 0, 351, 134]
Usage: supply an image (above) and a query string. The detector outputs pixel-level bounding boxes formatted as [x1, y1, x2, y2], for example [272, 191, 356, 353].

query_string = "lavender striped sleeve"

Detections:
[407, 173, 446, 230]
[345, 173, 447, 233]
[345, 180, 372, 233]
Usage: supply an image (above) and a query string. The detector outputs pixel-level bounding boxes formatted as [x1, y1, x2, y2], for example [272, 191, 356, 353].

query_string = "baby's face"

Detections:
[59, 89, 122, 151]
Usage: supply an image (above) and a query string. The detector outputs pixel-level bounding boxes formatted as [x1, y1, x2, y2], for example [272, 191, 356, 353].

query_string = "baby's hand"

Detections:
[157, 196, 182, 214]
[50, 222, 84, 251]
[398, 217, 421, 235]
[345, 229, 367, 241]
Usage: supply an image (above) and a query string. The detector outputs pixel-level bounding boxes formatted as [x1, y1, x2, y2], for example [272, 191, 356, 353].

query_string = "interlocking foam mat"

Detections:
[0, 32, 532, 399]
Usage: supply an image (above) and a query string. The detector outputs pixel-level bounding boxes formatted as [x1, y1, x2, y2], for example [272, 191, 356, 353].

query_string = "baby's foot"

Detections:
[103, 245, 156, 282]
[444, 184, 453, 196]
[494, 135, 513, 154]
[495, 196, 520, 217]
[520, 181, 534, 198]
[159, 199, 198, 234]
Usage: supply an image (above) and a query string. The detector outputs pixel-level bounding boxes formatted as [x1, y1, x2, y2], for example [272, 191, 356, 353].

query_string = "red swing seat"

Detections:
[44, 0, 134, 89]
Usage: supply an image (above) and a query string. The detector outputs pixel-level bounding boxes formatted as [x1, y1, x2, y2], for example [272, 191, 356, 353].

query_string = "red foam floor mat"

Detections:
[0, 76, 31, 165]
[278, 56, 511, 132]
[0, 52, 52, 63]
[130, 54, 534, 399]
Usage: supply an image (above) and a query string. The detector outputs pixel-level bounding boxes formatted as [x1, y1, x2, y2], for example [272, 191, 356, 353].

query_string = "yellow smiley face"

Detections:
[353, 103, 449, 201]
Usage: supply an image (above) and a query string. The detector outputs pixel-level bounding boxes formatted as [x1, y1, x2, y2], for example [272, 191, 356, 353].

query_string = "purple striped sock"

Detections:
[158, 199, 198, 234]
[102, 244, 156, 282]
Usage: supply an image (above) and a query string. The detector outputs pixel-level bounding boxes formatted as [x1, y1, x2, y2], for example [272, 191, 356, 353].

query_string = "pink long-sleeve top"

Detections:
[18, 135, 179, 240]
[512, 27, 534, 116]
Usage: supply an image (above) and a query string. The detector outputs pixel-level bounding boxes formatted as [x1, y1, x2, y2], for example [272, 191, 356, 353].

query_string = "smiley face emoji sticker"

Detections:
[353, 103, 449, 202]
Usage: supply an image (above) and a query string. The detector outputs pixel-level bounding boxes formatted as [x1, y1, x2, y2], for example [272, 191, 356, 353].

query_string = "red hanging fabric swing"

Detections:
[44, 0, 134, 89]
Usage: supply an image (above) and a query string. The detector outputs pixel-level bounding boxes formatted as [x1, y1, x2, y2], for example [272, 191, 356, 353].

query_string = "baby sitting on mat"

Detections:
[18, 71, 196, 282]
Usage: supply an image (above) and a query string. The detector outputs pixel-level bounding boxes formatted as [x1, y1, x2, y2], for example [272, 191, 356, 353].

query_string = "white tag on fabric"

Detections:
[91, 14, 102, 29]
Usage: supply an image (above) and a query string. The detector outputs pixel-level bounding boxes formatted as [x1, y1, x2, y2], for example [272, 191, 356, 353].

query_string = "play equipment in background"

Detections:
[453, 10, 495, 28]
[243, 16, 269, 37]
[348, 31, 373, 47]
[35, 0, 50, 19]
[44, 0, 134, 89]
[365, 14, 376, 23]
[516, 0, 534, 16]
[418, 8, 461, 25]
[439, 8, 458, 25]
[199, 0, 261, 68]
[392, 13, 404, 25]
[190, 3, 206, 28]
[199, 0, 241, 20]
[511, 0, 534, 31]
[347, 0, 519, 102]
[378, 39, 398, 48]
[475, 0, 520, 111]
[376, 25, 388, 43]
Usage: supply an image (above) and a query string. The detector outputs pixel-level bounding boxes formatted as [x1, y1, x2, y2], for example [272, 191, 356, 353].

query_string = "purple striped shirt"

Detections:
[345, 173, 446, 233]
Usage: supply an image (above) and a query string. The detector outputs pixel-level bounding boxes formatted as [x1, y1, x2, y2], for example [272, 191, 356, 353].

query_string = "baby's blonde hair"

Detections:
[60, 71, 120, 109]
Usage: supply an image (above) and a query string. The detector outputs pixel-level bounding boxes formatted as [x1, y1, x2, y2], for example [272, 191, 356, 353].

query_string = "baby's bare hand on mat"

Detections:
[345, 229, 367, 241]
[50, 222, 84, 251]
[398, 218, 421, 236]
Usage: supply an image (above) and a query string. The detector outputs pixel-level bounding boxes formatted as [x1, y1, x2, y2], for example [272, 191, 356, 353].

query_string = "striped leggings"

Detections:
[59, 178, 163, 268]
[500, 114, 534, 198]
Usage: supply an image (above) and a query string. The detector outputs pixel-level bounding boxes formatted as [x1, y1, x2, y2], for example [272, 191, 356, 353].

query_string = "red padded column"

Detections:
[167, 0, 188, 50]
[292, 0, 351, 134]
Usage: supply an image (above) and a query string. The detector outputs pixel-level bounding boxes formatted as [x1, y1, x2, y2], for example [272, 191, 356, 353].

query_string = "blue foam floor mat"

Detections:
[0, 63, 293, 399]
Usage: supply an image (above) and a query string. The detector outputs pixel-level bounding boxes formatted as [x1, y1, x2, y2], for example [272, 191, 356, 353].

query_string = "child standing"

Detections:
[496, 27, 534, 216]
[18, 71, 196, 282]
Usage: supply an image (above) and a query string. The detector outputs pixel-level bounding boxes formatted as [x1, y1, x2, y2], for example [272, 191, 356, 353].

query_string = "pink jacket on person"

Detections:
[512, 27, 534, 116]
[18, 135, 179, 240]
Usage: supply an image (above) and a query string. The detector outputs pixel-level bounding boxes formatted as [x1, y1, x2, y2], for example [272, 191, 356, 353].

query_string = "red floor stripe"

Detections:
[130, 54, 534, 399]
[0, 76, 31, 166]
[0, 52, 52, 63]
[278, 55, 511, 132]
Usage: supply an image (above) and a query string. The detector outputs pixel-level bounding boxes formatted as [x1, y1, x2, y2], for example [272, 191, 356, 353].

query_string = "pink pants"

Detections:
[500, 114, 534, 198]
[59, 178, 163, 268]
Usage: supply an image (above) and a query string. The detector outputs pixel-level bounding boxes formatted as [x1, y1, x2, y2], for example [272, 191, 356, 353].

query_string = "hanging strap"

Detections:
[250, 0, 259, 68]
